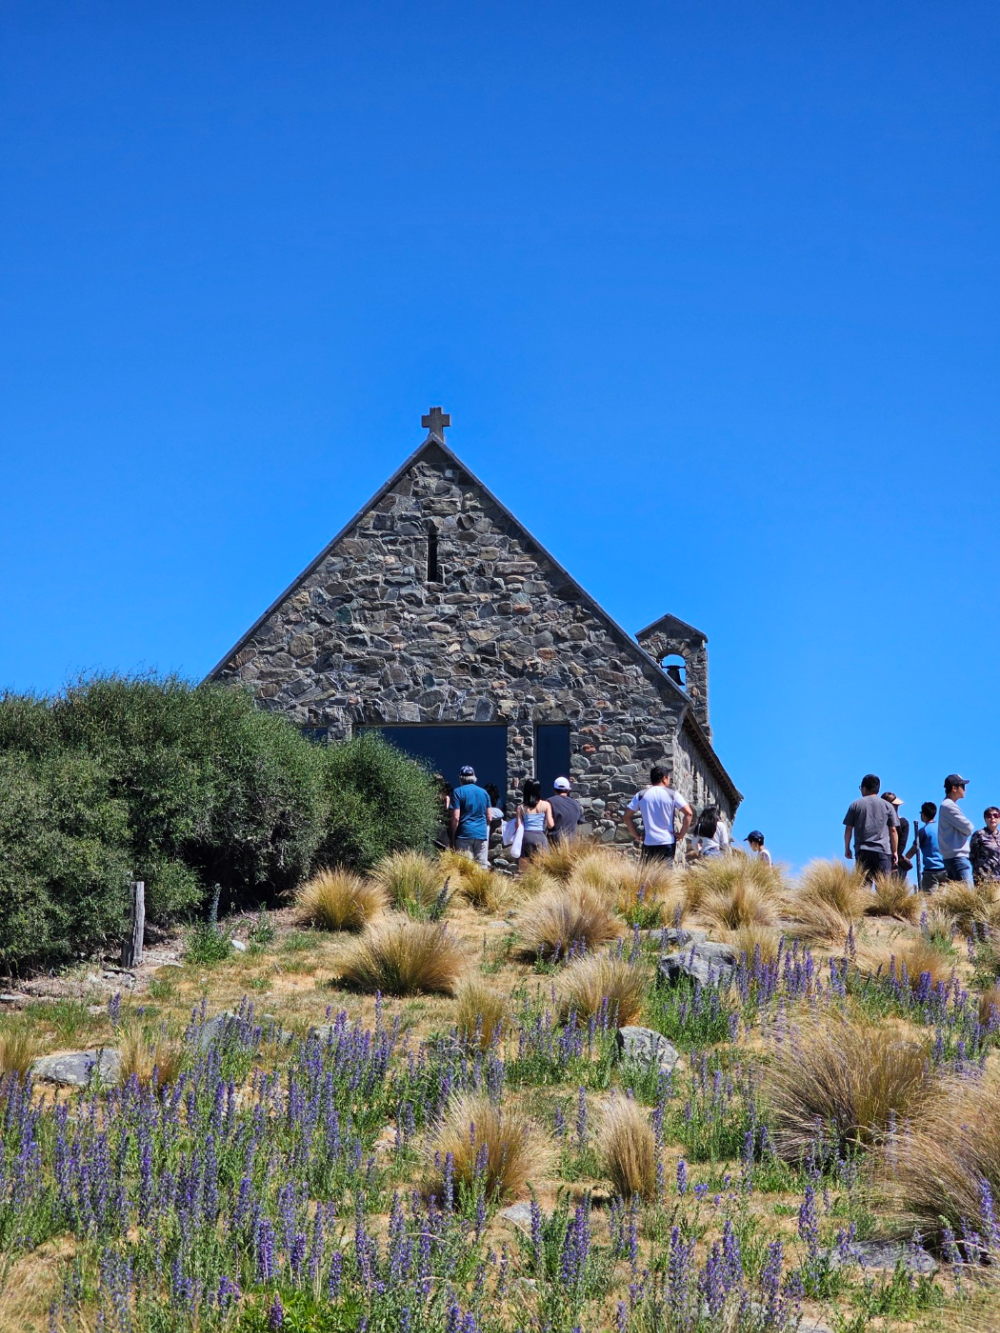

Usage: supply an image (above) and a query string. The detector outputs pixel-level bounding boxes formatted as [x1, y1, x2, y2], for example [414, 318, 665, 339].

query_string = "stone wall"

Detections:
[213, 442, 737, 839]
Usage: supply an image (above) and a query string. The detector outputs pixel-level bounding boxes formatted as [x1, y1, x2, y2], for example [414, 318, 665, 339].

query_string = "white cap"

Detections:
[553, 776, 571, 791]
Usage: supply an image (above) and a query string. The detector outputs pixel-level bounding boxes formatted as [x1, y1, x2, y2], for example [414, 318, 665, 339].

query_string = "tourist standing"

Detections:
[843, 773, 899, 880]
[516, 778, 554, 869]
[691, 804, 728, 858]
[744, 831, 772, 865]
[939, 774, 974, 885]
[449, 765, 493, 868]
[882, 794, 911, 880]
[971, 806, 1000, 884]
[623, 766, 694, 862]
[906, 802, 946, 892]
[549, 776, 583, 843]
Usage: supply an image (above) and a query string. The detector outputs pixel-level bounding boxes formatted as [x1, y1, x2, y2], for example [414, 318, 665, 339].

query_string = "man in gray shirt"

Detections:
[843, 773, 899, 882]
[939, 773, 974, 885]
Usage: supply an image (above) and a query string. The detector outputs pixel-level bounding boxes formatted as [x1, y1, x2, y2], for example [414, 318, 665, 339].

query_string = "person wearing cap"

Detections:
[905, 802, 946, 892]
[843, 773, 899, 881]
[882, 794, 911, 881]
[939, 775, 974, 885]
[448, 765, 493, 868]
[549, 776, 583, 844]
[623, 765, 694, 862]
[970, 806, 1000, 884]
[744, 831, 772, 865]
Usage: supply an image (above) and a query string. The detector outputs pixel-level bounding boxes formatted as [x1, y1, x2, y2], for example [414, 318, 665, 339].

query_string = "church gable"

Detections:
[211, 425, 740, 830]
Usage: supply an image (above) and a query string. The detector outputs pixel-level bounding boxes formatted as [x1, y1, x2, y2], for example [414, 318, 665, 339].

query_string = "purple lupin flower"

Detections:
[268, 1292, 284, 1329]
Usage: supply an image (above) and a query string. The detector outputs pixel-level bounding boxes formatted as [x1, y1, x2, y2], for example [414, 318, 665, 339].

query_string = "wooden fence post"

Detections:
[121, 881, 145, 969]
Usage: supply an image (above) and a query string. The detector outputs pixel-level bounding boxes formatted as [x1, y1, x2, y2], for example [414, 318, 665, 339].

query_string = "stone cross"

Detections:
[421, 406, 451, 440]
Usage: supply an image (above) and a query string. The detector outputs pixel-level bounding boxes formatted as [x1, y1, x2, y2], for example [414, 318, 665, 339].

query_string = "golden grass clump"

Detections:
[117, 1025, 185, 1088]
[558, 952, 647, 1027]
[793, 859, 869, 917]
[295, 868, 388, 932]
[884, 1070, 1000, 1248]
[454, 979, 508, 1050]
[979, 983, 1000, 1029]
[934, 881, 982, 936]
[766, 1016, 934, 1162]
[426, 1094, 549, 1202]
[515, 863, 563, 901]
[779, 895, 856, 948]
[866, 873, 921, 923]
[572, 847, 678, 902]
[529, 839, 590, 882]
[724, 924, 782, 966]
[683, 854, 783, 915]
[0, 1026, 37, 1077]
[334, 919, 466, 996]
[456, 862, 508, 913]
[897, 938, 954, 992]
[700, 879, 777, 931]
[598, 1093, 657, 1201]
[517, 881, 622, 961]
[372, 851, 446, 914]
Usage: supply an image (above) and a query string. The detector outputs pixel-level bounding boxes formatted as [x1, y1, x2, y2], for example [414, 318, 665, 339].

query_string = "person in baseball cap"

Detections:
[743, 831, 771, 865]
[448, 765, 493, 867]
[881, 794, 911, 881]
[549, 776, 583, 844]
[939, 775, 974, 885]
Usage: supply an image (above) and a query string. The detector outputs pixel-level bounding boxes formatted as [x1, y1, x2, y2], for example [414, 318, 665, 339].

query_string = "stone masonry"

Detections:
[209, 429, 740, 842]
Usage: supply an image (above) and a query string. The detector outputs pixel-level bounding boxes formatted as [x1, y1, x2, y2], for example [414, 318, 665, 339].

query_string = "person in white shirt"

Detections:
[691, 805, 728, 858]
[743, 830, 772, 865]
[623, 765, 693, 862]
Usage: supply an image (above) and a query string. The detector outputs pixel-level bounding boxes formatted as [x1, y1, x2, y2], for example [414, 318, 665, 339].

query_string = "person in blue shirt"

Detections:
[906, 801, 946, 892]
[448, 765, 493, 868]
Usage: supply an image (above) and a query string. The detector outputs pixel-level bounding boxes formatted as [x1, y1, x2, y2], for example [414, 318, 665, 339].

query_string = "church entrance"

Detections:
[360, 724, 508, 803]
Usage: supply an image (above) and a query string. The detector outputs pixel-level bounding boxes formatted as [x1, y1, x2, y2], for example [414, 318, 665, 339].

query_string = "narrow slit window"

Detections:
[426, 524, 439, 583]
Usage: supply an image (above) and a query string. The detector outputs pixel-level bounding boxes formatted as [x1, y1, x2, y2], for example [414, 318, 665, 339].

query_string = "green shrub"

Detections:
[315, 732, 439, 871]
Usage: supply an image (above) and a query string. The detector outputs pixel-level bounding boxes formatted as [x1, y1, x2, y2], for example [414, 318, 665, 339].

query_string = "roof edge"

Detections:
[636, 611, 708, 642]
[681, 713, 743, 810]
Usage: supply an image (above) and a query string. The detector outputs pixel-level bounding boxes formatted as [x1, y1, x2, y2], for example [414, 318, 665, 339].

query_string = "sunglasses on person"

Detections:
[987, 809, 1000, 819]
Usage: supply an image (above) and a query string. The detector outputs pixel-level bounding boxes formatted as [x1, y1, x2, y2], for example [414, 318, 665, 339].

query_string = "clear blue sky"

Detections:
[2, 2, 998, 869]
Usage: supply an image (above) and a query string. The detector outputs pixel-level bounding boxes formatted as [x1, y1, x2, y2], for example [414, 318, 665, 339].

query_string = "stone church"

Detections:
[209, 409, 741, 841]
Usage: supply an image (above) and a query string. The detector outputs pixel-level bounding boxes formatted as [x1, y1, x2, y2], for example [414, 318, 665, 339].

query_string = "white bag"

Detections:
[502, 817, 518, 847]
[509, 824, 524, 860]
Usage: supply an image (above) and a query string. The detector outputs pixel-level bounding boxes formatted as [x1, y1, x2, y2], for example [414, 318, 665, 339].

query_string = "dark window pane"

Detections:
[359, 724, 508, 800]
[535, 723, 571, 797]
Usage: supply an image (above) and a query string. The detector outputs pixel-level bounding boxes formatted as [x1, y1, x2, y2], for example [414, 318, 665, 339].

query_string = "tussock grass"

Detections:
[117, 1025, 184, 1088]
[455, 862, 507, 913]
[426, 1094, 549, 1202]
[530, 839, 590, 882]
[935, 881, 982, 936]
[614, 869, 686, 931]
[779, 895, 855, 948]
[334, 919, 466, 996]
[766, 1016, 934, 1161]
[295, 868, 387, 932]
[885, 1070, 1000, 1248]
[683, 854, 783, 915]
[700, 879, 777, 931]
[515, 864, 563, 901]
[372, 851, 446, 914]
[517, 882, 622, 962]
[724, 924, 783, 966]
[573, 848, 678, 903]
[866, 874, 921, 923]
[793, 860, 869, 918]
[598, 1093, 657, 1201]
[898, 938, 955, 992]
[979, 983, 1000, 1028]
[558, 952, 647, 1026]
[454, 980, 508, 1050]
[0, 1027, 37, 1077]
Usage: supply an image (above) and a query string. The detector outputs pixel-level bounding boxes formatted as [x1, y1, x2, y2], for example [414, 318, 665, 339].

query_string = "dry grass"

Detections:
[295, 868, 388, 932]
[529, 839, 591, 882]
[117, 1024, 185, 1088]
[517, 881, 622, 961]
[898, 938, 955, 992]
[572, 848, 679, 902]
[454, 979, 508, 1049]
[724, 924, 783, 966]
[557, 952, 647, 1026]
[514, 863, 563, 901]
[334, 918, 466, 996]
[936, 878, 1000, 938]
[0, 1026, 37, 1077]
[979, 984, 1000, 1028]
[613, 868, 686, 930]
[683, 854, 783, 914]
[426, 1094, 549, 1202]
[700, 879, 777, 931]
[766, 1015, 935, 1162]
[778, 894, 856, 948]
[884, 1070, 1000, 1248]
[866, 874, 922, 923]
[598, 1093, 657, 1201]
[372, 851, 446, 914]
[794, 859, 869, 917]
[455, 862, 508, 913]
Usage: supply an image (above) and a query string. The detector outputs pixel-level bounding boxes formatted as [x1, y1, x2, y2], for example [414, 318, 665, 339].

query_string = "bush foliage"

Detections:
[0, 675, 438, 970]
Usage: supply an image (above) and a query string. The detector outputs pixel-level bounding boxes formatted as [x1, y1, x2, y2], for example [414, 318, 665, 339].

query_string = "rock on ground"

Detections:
[31, 1048, 122, 1087]
[658, 941, 737, 988]
[616, 1025, 680, 1074]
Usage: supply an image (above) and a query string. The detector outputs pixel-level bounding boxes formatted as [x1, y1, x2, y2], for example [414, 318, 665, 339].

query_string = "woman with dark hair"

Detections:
[692, 804, 727, 858]
[516, 777, 554, 870]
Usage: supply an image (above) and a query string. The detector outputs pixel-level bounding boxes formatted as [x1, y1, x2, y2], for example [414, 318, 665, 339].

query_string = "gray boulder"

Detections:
[658, 941, 736, 988]
[822, 1240, 938, 1275]
[658, 927, 708, 948]
[616, 1025, 680, 1074]
[31, 1048, 121, 1087]
[497, 1202, 535, 1231]
[194, 1010, 240, 1050]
